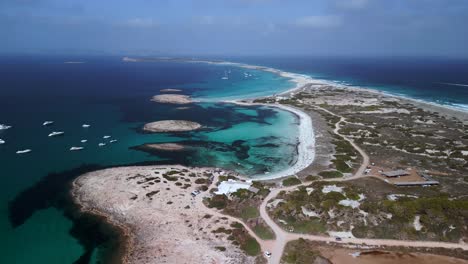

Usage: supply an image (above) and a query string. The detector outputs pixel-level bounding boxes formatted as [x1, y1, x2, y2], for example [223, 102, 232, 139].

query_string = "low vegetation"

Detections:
[282, 177, 301, 186]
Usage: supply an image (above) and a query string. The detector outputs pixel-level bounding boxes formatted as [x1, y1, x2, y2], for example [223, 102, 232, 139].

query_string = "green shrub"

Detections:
[318, 170, 343, 178]
[282, 177, 302, 186]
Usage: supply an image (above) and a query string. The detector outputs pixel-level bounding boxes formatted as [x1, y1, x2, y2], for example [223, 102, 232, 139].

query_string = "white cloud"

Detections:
[196, 15, 215, 25]
[295, 15, 342, 28]
[123, 18, 158, 28]
[335, 0, 370, 10]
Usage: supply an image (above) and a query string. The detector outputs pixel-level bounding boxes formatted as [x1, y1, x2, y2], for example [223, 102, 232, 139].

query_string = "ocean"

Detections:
[0, 56, 298, 263]
[231, 56, 468, 111]
[1, 55, 467, 263]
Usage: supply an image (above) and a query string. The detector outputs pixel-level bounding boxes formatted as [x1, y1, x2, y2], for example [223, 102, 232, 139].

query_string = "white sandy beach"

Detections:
[230, 101, 316, 180]
[126, 57, 468, 181]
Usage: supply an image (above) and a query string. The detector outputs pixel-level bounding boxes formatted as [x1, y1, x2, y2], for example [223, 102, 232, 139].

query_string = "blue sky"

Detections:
[1, 0, 468, 57]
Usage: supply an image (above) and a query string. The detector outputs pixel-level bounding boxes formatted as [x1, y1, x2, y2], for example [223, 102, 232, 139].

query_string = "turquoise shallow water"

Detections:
[0, 56, 298, 263]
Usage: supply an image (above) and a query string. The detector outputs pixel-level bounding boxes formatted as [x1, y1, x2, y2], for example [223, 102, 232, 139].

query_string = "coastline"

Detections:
[229, 100, 316, 180]
[175, 57, 468, 115]
[71, 165, 257, 264]
[64, 57, 468, 264]
[71, 176, 134, 264]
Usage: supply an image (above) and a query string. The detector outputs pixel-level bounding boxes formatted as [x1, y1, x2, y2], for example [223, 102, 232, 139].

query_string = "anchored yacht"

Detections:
[48, 131, 65, 137]
[109, 139, 118, 143]
[80, 139, 88, 143]
[16, 149, 32, 154]
[43, 121, 54, 126]
[70, 146, 84, 151]
[221, 71, 229, 80]
[103, 135, 111, 139]
[0, 139, 5, 144]
[98, 143, 106, 147]
[0, 124, 12, 130]
[82, 124, 91, 128]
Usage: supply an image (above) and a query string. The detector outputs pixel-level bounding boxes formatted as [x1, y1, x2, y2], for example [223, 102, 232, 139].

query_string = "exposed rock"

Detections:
[151, 94, 192, 104]
[143, 120, 202, 133]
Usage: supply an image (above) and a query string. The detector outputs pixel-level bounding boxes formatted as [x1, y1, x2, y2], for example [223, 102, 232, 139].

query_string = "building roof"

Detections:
[214, 180, 252, 195]
[382, 170, 410, 177]
[395, 181, 439, 186]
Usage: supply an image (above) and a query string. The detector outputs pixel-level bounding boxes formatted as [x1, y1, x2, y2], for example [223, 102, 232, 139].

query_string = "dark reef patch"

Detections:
[8, 160, 174, 264]
[9, 164, 104, 228]
[254, 143, 279, 148]
[231, 140, 250, 160]
[110, 96, 277, 131]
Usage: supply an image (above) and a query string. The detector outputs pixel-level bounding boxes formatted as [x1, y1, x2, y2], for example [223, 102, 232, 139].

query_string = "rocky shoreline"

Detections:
[71, 165, 256, 264]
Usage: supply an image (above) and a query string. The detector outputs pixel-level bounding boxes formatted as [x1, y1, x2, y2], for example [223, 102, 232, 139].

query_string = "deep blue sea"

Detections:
[232, 56, 468, 110]
[0, 56, 297, 263]
[1, 55, 467, 263]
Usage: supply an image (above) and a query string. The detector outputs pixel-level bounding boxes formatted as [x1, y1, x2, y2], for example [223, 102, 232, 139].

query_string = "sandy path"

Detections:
[312, 105, 370, 179]
[248, 105, 466, 264]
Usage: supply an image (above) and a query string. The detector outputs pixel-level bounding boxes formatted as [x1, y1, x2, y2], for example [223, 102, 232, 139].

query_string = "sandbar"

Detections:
[151, 94, 192, 104]
[143, 120, 202, 133]
[160, 88, 182, 93]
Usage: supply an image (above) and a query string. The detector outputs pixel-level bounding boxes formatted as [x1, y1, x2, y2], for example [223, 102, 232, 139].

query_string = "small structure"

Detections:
[382, 170, 409, 178]
[395, 181, 439, 187]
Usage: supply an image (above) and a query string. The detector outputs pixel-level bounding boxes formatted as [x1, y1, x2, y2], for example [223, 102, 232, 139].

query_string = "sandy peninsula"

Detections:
[151, 94, 192, 104]
[72, 165, 257, 264]
[143, 120, 202, 133]
[160, 88, 182, 93]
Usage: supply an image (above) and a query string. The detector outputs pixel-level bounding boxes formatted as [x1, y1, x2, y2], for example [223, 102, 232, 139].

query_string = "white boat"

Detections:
[16, 149, 32, 154]
[109, 139, 118, 143]
[70, 146, 84, 151]
[82, 124, 91, 128]
[48, 131, 65, 137]
[221, 71, 229, 80]
[0, 139, 5, 144]
[103, 135, 111, 139]
[80, 139, 88, 143]
[98, 143, 106, 147]
[43, 121, 54, 126]
[0, 124, 12, 130]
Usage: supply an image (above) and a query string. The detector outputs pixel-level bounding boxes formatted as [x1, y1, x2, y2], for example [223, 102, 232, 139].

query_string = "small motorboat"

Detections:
[48, 131, 65, 137]
[0, 124, 12, 130]
[70, 146, 84, 151]
[80, 139, 88, 143]
[43, 121, 54, 126]
[103, 135, 111, 139]
[98, 143, 106, 147]
[82, 124, 91, 128]
[109, 139, 118, 143]
[0, 139, 5, 144]
[221, 71, 229, 80]
[16, 149, 32, 154]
